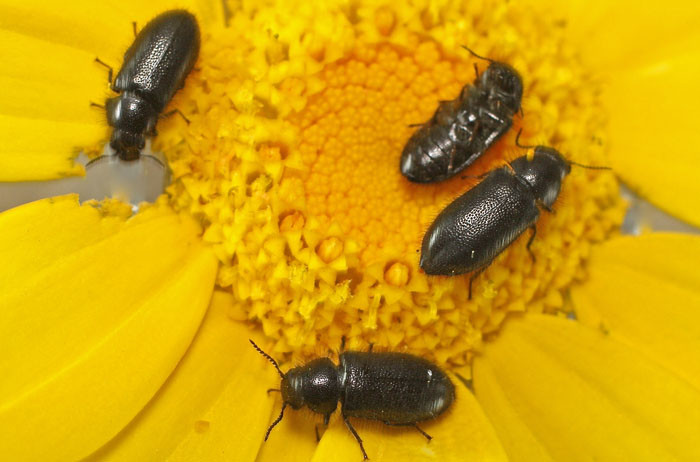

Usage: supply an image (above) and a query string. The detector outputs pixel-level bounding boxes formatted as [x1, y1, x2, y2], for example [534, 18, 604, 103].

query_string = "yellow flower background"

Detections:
[1, 0, 700, 461]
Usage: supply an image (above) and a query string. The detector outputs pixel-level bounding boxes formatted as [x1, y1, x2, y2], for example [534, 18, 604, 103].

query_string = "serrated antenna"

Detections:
[249, 339, 285, 379]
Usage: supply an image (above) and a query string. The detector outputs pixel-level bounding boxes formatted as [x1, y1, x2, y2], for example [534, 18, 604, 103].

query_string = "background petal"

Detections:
[0, 195, 218, 461]
[0, 0, 221, 181]
[85, 291, 276, 461]
[603, 41, 700, 227]
[572, 233, 700, 390]
[312, 378, 508, 462]
[520, 1, 700, 226]
[473, 314, 700, 461]
[519, 1, 700, 69]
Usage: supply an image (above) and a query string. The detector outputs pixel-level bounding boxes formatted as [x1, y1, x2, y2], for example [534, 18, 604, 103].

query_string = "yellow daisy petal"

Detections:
[604, 45, 700, 227]
[85, 291, 275, 461]
[523, 1, 700, 69]
[571, 233, 700, 390]
[0, 195, 218, 461]
[473, 315, 700, 461]
[518, 1, 700, 225]
[0, 0, 210, 181]
[311, 379, 507, 462]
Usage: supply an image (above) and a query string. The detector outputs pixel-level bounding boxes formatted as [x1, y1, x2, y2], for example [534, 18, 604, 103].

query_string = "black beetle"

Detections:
[400, 47, 523, 183]
[250, 339, 455, 460]
[420, 138, 609, 298]
[94, 10, 200, 161]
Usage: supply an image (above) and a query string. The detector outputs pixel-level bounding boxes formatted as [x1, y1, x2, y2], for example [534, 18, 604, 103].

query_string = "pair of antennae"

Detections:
[250, 339, 288, 441]
[514, 129, 612, 171]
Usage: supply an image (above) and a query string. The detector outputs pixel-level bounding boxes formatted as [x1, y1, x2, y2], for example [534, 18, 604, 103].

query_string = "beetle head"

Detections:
[511, 147, 570, 209]
[280, 369, 305, 409]
[482, 62, 523, 113]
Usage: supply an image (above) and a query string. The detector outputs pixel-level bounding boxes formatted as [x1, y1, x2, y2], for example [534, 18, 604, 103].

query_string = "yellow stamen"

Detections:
[317, 237, 344, 263]
[152, 0, 625, 364]
[385, 262, 410, 287]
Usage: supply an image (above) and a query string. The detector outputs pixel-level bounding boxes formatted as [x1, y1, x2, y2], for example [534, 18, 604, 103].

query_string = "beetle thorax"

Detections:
[282, 358, 339, 416]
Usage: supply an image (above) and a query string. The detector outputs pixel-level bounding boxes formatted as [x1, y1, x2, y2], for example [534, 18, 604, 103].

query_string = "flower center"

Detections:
[297, 43, 490, 266]
[157, 2, 625, 366]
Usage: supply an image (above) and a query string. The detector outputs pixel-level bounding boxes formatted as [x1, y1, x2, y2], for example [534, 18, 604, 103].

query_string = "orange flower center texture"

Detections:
[297, 43, 501, 268]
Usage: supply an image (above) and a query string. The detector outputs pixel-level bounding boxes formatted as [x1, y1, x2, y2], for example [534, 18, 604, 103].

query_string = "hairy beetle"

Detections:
[250, 339, 455, 460]
[420, 136, 609, 298]
[94, 10, 200, 161]
[400, 47, 523, 183]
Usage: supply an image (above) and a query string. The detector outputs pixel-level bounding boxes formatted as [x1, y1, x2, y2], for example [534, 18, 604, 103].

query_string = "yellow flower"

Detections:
[1, 0, 700, 461]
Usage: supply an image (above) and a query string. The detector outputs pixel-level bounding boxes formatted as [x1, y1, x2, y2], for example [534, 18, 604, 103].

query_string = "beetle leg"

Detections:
[90, 101, 105, 110]
[94, 57, 114, 84]
[473, 62, 480, 80]
[340, 336, 346, 353]
[266, 388, 280, 395]
[383, 422, 433, 442]
[314, 413, 332, 442]
[446, 146, 457, 172]
[454, 371, 474, 391]
[468, 264, 491, 300]
[526, 225, 537, 263]
[132, 21, 138, 37]
[368, 342, 374, 353]
[412, 424, 432, 442]
[536, 199, 554, 214]
[460, 170, 490, 180]
[342, 414, 368, 461]
[161, 108, 191, 125]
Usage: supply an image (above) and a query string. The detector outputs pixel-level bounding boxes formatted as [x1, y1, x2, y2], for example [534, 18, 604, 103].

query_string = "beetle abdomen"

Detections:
[114, 10, 200, 111]
[420, 168, 539, 275]
[339, 352, 454, 424]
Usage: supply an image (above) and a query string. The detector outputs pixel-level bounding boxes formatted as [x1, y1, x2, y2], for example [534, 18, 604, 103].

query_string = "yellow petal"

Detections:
[474, 314, 700, 461]
[311, 378, 508, 462]
[515, 1, 700, 225]
[83, 291, 275, 461]
[604, 42, 700, 227]
[520, 0, 700, 70]
[0, 0, 217, 181]
[0, 195, 218, 461]
[572, 233, 700, 390]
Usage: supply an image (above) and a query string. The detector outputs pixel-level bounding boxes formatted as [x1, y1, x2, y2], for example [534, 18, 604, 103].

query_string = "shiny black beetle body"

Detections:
[400, 58, 522, 183]
[103, 10, 199, 160]
[420, 147, 571, 296]
[250, 340, 455, 460]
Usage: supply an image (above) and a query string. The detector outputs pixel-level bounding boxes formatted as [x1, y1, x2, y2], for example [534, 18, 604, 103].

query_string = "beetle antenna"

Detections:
[249, 339, 285, 378]
[265, 403, 287, 441]
[461, 45, 494, 63]
[568, 161, 612, 171]
[514, 129, 536, 149]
